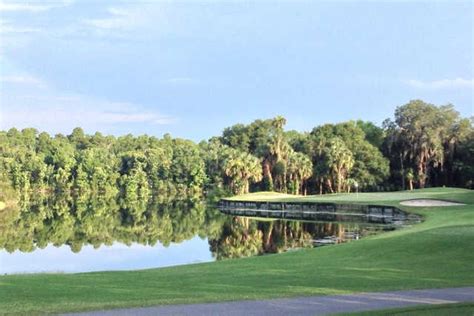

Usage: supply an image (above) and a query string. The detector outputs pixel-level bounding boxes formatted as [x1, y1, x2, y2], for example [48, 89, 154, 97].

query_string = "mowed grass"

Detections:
[226, 187, 474, 206]
[336, 302, 474, 316]
[0, 188, 473, 315]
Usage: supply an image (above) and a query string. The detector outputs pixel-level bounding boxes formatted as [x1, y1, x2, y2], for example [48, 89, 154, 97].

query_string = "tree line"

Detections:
[0, 99, 472, 201]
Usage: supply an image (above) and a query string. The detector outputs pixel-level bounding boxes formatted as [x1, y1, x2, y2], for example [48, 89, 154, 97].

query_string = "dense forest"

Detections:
[1, 100, 473, 204]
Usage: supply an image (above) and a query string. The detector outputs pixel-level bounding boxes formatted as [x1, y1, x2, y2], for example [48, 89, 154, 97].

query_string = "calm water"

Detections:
[0, 194, 396, 274]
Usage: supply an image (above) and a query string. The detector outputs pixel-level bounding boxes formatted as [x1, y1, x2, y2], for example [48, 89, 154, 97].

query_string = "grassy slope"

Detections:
[336, 302, 474, 316]
[0, 188, 473, 315]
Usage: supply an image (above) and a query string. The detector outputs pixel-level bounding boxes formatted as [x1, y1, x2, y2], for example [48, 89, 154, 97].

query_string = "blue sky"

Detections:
[0, 0, 472, 141]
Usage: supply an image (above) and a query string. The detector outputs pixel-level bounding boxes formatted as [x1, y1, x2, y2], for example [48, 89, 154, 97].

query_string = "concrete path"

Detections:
[63, 287, 474, 316]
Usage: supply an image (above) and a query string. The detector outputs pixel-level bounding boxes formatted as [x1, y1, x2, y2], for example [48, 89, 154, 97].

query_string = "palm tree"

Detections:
[239, 152, 263, 194]
[296, 153, 313, 195]
[270, 116, 287, 161]
[346, 178, 358, 193]
[287, 151, 313, 194]
[286, 151, 299, 194]
[326, 138, 354, 193]
[267, 116, 291, 192]
[223, 149, 262, 194]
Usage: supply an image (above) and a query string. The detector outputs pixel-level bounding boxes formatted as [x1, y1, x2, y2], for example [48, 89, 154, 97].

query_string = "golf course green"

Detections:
[0, 187, 473, 315]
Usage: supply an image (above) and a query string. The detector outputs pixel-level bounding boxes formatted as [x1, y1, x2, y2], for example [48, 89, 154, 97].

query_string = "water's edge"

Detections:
[218, 200, 421, 226]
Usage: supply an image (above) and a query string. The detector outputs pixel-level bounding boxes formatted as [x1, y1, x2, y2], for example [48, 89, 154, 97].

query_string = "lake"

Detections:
[0, 194, 401, 274]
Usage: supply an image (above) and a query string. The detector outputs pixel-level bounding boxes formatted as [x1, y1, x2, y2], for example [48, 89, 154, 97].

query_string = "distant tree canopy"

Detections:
[383, 100, 473, 190]
[0, 129, 206, 200]
[0, 99, 472, 200]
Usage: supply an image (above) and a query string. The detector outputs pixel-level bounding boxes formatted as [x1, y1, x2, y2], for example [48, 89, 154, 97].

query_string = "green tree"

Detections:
[223, 149, 262, 194]
[308, 122, 388, 193]
[326, 138, 354, 193]
[286, 150, 313, 194]
[384, 100, 469, 188]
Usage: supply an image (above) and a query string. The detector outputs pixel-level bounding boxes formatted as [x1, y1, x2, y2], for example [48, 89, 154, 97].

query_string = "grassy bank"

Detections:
[0, 188, 473, 315]
[338, 302, 474, 316]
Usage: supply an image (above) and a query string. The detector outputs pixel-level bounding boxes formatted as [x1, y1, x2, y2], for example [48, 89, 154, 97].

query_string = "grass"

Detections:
[335, 302, 474, 315]
[225, 187, 474, 205]
[0, 187, 473, 315]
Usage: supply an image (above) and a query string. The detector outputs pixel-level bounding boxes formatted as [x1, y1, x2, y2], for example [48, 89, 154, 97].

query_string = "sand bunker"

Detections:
[400, 199, 465, 207]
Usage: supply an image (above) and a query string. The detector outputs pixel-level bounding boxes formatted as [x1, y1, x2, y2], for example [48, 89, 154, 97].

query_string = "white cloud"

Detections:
[405, 78, 474, 89]
[0, 21, 41, 33]
[0, 3, 50, 12]
[0, 73, 176, 133]
[0, 74, 47, 87]
[0, 0, 73, 12]
[82, 6, 151, 30]
[1, 95, 176, 130]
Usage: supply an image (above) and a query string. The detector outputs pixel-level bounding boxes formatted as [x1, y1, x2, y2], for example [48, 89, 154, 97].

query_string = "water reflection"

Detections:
[0, 194, 399, 273]
[0, 237, 213, 274]
[0, 194, 223, 254]
[209, 217, 390, 260]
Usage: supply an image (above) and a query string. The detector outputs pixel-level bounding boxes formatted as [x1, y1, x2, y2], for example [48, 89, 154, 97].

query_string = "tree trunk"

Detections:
[241, 217, 249, 229]
[326, 178, 334, 193]
[418, 151, 427, 188]
[338, 225, 344, 243]
[418, 163, 425, 188]
[264, 222, 273, 251]
[336, 170, 342, 193]
[399, 153, 405, 190]
[262, 160, 273, 191]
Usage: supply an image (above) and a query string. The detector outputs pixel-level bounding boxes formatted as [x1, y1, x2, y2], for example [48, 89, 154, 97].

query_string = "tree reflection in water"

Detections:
[0, 194, 388, 261]
[208, 216, 388, 260]
[0, 193, 224, 254]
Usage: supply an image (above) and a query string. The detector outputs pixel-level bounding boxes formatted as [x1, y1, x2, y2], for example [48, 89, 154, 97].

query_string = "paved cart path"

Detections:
[63, 287, 474, 316]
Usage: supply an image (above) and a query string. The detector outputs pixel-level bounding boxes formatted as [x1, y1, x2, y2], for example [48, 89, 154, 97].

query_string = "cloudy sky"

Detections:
[0, 0, 472, 141]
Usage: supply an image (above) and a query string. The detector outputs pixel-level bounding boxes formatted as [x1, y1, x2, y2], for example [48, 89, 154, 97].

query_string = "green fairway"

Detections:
[225, 187, 474, 206]
[336, 302, 474, 316]
[0, 187, 473, 315]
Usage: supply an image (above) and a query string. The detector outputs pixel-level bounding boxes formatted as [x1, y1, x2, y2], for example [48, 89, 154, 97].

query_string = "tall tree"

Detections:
[223, 149, 262, 194]
[326, 138, 354, 193]
[384, 100, 468, 188]
[308, 122, 388, 193]
[286, 150, 313, 194]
